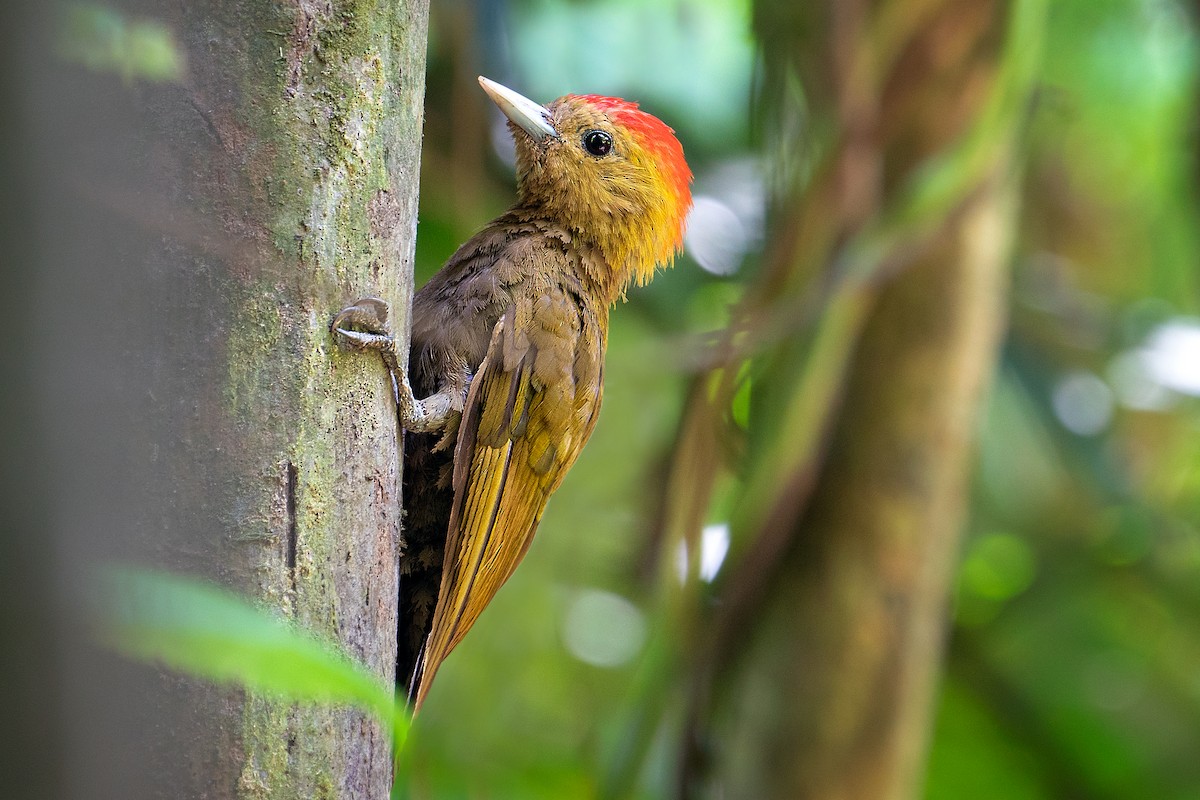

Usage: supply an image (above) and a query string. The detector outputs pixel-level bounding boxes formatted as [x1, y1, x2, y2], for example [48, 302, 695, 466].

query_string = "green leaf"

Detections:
[59, 4, 186, 83]
[96, 565, 407, 747]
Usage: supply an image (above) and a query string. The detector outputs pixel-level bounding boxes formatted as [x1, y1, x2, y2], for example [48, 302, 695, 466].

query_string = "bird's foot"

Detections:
[332, 296, 404, 407]
[332, 297, 396, 356]
[332, 297, 454, 435]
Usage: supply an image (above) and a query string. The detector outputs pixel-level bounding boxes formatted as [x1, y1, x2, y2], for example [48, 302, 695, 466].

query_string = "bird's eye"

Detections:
[582, 130, 613, 157]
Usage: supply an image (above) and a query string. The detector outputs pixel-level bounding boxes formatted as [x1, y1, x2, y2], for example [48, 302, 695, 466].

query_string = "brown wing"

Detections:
[412, 286, 605, 711]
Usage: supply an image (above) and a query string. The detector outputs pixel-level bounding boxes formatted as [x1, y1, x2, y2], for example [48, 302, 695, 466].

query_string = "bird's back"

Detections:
[398, 210, 610, 696]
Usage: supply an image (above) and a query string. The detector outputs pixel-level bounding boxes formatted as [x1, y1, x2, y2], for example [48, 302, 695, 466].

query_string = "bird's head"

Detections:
[479, 77, 692, 295]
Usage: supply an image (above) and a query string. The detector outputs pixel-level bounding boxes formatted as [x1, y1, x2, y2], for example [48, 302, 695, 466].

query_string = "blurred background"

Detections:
[4, 0, 1198, 798]
[401, 0, 1200, 798]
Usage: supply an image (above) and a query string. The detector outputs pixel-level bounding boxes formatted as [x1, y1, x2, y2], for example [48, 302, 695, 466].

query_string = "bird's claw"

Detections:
[332, 297, 394, 352]
[335, 327, 395, 351]
[332, 296, 449, 434]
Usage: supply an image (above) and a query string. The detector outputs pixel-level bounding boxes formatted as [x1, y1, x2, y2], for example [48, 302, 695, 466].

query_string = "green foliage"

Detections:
[409, 0, 1200, 796]
[97, 565, 410, 753]
[508, 0, 754, 151]
[926, 677, 1051, 800]
[927, 1, 1200, 795]
[58, 4, 185, 83]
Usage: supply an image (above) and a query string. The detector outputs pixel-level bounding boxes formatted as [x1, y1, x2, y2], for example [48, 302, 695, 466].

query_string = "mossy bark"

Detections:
[23, 0, 427, 797]
[181, 2, 429, 796]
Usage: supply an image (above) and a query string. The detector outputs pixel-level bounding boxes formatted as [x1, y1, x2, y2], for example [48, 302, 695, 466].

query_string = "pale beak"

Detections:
[478, 76, 558, 142]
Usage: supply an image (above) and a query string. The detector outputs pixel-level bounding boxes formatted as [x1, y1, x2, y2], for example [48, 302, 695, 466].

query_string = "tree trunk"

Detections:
[697, 1, 1030, 798]
[716, 192, 1014, 800]
[5, 0, 428, 797]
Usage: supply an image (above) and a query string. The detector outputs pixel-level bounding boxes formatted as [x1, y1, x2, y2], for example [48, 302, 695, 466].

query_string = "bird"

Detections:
[332, 76, 692, 712]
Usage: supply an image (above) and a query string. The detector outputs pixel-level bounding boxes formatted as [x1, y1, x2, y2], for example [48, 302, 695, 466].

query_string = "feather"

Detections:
[411, 280, 604, 711]
[389, 83, 690, 710]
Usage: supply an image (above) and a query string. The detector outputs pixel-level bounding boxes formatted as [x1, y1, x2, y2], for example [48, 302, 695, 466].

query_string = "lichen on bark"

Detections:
[165, 0, 429, 796]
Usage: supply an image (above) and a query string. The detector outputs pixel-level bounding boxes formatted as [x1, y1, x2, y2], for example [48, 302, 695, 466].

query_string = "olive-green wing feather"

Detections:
[413, 288, 604, 711]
